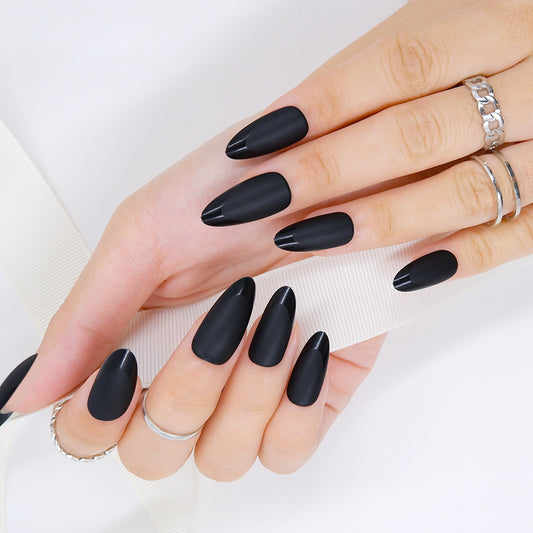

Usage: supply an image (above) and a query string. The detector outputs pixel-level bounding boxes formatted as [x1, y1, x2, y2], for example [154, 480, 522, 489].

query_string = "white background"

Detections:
[1, 0, 532, 531]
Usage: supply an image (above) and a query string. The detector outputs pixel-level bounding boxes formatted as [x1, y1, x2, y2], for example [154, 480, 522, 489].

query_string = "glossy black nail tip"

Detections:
[287, 332, 329, 407]
[87, 348, 138, 421]
[192, 277, 256, 365]
[275, 212, 354, 252]
[201, 172, 291, 226]
[0, 353, 37, 423]
[393, 250, 458, 292]
[249, 286, 296, 367]
[226, 106, 309, 159]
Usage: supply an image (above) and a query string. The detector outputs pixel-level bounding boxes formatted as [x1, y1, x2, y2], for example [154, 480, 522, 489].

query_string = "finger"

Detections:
[194, 287, 299, 481]
[287, 140, 533, 255]
[259, 332, 329, 475]
[118, 277, 255, 480]
[225, 0, 533, 159]
[392, 203, 533, 292]
[203, 56, 533, 229]
[53, 349, 141, 460]
[318, 334, 386, 444]
[6, 194, 165, 414]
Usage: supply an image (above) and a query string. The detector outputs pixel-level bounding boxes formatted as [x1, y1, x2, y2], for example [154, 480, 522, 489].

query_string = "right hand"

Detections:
[4, 0, 472, 415]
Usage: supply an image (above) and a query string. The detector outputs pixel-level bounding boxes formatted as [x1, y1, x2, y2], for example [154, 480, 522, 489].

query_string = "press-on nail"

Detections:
[0, 353, 37, 425]
[192, 277, 256, 365]
[249, 286, 296, 367]
[393, 250, 458, 292]
[226, 107, 309, 159]
[202, 172, 291, 226]
[87, 349, 138, 421]
[275, 212, 354, 252]
[287, 332, 329, 406]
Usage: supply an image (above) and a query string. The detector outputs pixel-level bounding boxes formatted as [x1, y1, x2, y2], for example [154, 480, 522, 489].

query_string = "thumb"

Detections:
[3, 195, 164, 414]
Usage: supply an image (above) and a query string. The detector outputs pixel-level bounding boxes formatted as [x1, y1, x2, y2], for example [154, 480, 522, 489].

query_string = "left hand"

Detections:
[50, 278, 385, 481]
[202, 0, 533, 291]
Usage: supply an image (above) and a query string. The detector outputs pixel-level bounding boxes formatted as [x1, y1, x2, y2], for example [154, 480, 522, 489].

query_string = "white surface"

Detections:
[0, 0, 532, 532]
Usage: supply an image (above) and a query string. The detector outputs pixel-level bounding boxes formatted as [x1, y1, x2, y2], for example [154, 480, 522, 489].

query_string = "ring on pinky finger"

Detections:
[392, 204, 533, 292]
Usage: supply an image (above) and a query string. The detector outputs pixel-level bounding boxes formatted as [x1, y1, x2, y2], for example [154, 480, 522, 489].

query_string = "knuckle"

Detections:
[266, 424, 316, 458]
[362, 201, 396, 244]
[298, 145, 341, 194]
[386, 31, 446, 98]
[465, 228, 495, 273]
[392, 103, 446, 166]
[450, 163, 496, 220]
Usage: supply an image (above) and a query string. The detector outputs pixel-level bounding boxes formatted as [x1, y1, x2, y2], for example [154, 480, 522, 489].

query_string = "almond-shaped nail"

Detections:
[87, 349, 138, 421]
[0, 354, 37, 426]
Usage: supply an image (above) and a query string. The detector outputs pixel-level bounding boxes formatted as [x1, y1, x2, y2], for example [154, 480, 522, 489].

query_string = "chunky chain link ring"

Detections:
[463, 75, 505, 150]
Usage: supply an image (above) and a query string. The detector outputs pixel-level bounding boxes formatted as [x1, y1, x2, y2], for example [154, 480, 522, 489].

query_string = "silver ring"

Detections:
[469, 155, 504, 227]
[491, 150, 522, 221]
[463, 75, 505, 150]
[50, 397, 117, 462]
[142, 389, 203, 441]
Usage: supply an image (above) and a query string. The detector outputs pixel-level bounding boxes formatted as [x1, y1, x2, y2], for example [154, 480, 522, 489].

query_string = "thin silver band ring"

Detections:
[142, 389, 203, 441]
[469, 155, 504, 227]
[50, 397, 117, 462]
[491, 150, 522, 221]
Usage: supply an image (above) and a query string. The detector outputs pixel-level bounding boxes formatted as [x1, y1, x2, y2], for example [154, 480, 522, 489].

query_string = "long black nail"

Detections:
[287, 332, 329, 407]
[87, 349, 138, 421]
[192, 277, 256, 365]
[275, 212, 354, 252]
[393, 250, 458, 292]
[202, 172, 291, 226]
[249, 286, 296, 367]
[0, 354, 37, 426]
[226, 107, 308, 159]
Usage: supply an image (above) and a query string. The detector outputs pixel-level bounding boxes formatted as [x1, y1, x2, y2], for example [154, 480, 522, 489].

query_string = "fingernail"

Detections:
[226, 106, 308, 159]
[249, 286, 296, 367]
[393, 250, 458, 292]
[0, 354, 37, 426]
[287, 332, 329, 407]
[192, 277, 256, 365]
[202, 172, 291, 226]
[87, 349, 138, 421]
[274, 212, 354, 252]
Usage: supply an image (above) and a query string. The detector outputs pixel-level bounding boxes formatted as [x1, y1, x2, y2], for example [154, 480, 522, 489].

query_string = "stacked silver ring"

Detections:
[464, 75, 522, 227]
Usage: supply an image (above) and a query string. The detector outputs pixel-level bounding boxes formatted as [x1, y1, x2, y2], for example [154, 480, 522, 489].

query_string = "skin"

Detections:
[4, 0, 533, 481]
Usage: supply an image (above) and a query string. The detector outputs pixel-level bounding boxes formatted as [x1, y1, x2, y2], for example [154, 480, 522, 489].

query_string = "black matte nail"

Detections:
[0, 354, 37, 427]
[393, 250, 458, 292]
[249, 286, 296, 367]
[287, 332, 329, 407]
[275, 212, 354, 252]
[226, 106, 309, 159]
[192, 277, 256, 365]
[202, 172, 291, 226]
[87, 349, 138, 421]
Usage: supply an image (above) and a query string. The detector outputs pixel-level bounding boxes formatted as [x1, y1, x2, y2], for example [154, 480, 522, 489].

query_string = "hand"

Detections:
[0, 0, 489, 437]
[1, 0, 448, 417]
[45, 278, 385, 481]
[202, 0, 533, 291]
